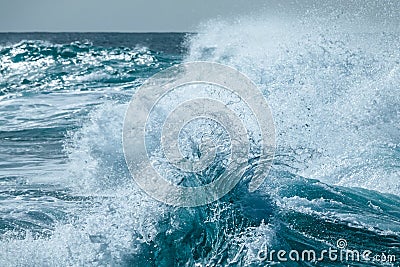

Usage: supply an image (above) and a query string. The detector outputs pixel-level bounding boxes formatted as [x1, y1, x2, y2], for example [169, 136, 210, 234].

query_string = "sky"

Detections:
[0, 0, 398, 32]
[0, 0, 273, 32]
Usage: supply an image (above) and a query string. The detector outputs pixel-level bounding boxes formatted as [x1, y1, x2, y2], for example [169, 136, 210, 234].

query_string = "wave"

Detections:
[0, 9, 399, 267]
[0, 40, 177, 100]
[186, 16, 400, 196]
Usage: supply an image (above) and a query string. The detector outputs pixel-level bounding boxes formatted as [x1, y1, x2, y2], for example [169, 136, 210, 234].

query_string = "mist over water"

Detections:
[0, 5, 399, 266]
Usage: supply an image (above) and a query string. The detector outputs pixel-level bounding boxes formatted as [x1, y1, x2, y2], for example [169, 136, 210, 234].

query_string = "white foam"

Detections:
[185, 12, 400, 195]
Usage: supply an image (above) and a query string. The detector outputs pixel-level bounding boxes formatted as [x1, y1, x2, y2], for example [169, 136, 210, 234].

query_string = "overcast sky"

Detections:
[0, 0, 398, 32]
[0, 0, 272, 32]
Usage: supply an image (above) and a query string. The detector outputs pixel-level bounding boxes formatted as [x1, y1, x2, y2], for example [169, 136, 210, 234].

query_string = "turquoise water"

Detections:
[0, 24, 399, 267]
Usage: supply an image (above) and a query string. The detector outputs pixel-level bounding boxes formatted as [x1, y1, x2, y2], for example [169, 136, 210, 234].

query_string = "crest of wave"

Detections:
[185, 6, 400, 195]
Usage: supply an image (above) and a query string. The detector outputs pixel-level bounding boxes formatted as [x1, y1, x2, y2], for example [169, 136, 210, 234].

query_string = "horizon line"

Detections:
[0, 31, 195, 34]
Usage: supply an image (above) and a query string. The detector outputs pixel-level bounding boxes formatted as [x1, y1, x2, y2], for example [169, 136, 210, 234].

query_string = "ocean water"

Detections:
[0, 19, 399, 267]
